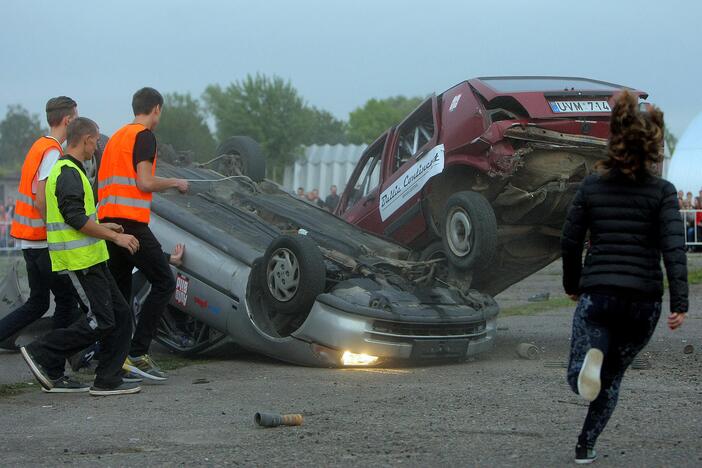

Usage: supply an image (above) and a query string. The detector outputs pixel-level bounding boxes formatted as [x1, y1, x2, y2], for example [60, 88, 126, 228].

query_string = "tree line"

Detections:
[0, 73, 422, 180]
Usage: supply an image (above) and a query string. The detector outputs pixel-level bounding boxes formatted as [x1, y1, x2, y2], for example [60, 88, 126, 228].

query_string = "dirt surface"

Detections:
[0, 256, 700, 467]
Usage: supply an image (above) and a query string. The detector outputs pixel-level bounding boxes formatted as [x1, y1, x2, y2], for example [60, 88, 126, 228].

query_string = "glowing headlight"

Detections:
[341, 351, 379, 366]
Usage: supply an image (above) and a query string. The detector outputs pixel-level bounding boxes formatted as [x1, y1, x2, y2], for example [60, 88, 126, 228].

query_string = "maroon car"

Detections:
[336, 77, 648, 295]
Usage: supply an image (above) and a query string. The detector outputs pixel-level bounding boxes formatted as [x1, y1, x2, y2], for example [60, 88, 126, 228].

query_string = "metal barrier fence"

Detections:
[682, 210, 702, 247]
[0, 221, 19, 252]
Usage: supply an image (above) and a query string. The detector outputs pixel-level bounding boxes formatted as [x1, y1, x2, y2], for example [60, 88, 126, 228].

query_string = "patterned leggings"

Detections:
[567, 293, 661, 447]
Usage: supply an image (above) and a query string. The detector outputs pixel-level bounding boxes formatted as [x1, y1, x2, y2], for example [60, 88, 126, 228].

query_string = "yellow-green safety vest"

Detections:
[45, 158, 109, 272]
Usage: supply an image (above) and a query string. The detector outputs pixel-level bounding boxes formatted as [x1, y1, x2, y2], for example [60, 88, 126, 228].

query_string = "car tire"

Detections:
[155, 305, 226, 357]
[215, 136, 266, 182]
[261, 235, 326, 316]
[419, 240, 445, 262]
[441, 191, 497, 271]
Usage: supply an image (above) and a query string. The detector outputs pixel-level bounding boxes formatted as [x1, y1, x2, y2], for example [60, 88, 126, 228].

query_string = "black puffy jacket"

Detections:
[561, 170, 688, 313]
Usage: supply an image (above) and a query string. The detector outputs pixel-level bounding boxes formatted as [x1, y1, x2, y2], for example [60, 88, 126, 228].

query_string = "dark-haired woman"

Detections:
[561, 91, 688, 464]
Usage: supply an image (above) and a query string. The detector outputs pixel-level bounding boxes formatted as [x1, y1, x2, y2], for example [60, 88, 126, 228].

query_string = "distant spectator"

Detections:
[6, 198, 14, 218]
[306, 188, 325, 209]
[677, 190, 684, 208]
[314, 189, 325, 208]
[0, 203, 6, 247]
[683, 192, 694, 209]
[687, 205, 702, 250]
[325, 185, 340, 212]
[296, 187, 305, 198]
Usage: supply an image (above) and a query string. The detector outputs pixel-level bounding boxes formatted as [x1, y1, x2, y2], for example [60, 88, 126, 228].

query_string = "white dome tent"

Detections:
[667, 112, 702, 193]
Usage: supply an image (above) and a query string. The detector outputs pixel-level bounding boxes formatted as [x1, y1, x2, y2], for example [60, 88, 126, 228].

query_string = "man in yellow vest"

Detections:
[20, 117, 142, 396]
[98, 87, 188, 381]
[1, 98, 81, 378]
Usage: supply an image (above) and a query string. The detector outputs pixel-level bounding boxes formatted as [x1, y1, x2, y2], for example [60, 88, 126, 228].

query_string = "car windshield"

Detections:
[479, 77, 625, 93]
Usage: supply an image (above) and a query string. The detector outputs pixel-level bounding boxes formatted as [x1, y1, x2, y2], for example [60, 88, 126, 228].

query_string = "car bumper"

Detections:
[293, 299, 497, 366]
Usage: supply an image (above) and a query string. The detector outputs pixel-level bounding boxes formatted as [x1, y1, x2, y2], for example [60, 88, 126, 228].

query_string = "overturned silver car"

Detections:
[133, 138, 499, 367]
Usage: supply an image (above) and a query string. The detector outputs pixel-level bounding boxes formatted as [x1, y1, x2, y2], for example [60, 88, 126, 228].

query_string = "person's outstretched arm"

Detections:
[561, 180, 590, 299]
[658, 181, 688, 329]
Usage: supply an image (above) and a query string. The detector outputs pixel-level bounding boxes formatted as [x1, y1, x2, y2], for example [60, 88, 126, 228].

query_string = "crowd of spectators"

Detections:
[678, 188, 702, 250]
[294, 185, 340, 212]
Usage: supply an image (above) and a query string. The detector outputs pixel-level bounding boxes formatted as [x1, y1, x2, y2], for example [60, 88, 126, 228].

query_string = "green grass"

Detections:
[500, 296, 574, 317]
[502, 267, 702, 318]
[0, 381, 36, 398]
[687, 268, 702, 285]
[152, 354, 212, 371]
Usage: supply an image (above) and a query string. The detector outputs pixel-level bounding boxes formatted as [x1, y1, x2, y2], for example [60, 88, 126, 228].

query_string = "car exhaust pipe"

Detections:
[254, 412, 304, 428]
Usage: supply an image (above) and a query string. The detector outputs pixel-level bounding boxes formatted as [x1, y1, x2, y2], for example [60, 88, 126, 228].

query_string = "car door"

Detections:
[337, 134, 388, 232]
[376, 98, 441, 246]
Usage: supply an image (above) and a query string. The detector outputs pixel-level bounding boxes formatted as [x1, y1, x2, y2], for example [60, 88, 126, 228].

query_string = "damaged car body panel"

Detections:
[136, 162, 498, 367]
[337, 76, 649, 296]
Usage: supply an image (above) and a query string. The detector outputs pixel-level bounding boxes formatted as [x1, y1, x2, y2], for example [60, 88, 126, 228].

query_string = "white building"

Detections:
[667, 112, 702, 193]
[282, 144, 367, 195]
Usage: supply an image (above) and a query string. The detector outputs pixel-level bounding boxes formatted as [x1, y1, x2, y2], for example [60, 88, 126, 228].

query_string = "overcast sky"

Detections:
[1, 0, 700, 140]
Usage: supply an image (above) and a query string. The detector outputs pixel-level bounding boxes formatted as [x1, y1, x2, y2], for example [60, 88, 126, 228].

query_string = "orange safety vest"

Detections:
[10, 136, 63, 241]
[97, 123, 157, 223]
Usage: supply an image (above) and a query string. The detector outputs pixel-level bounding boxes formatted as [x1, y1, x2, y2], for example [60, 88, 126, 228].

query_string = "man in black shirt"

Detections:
[97, 87, 188, 381]
[325, 185, 340, 212]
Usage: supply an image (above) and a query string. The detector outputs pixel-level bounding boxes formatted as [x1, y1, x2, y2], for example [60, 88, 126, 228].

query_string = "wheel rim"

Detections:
[266, 247, 300, 302]
[446, 207, 473, 258]
[220, 152, 245, 176]
[156, 307, 224, 354]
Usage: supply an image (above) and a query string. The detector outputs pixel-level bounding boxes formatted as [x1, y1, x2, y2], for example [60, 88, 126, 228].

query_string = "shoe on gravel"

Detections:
[41, 375, 90, 393]
[20, 346, 53, 391]
[89, 381, 141, 396]
[578, 348, 603, 402]
[123, 355, 168, 381]
[120, 369, 143, 383]
[575, 443, 598, 464]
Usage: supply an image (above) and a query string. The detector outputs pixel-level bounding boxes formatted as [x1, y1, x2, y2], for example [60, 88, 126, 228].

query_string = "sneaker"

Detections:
[20, 346, 53, 391]
[123, 355, 168, 381]
[575, 443, 597, 464]
[120, 369, 143, 383]
[578, 348, 604, 402]
[89, 381, 141, 396]
[41, 375, 90, 393]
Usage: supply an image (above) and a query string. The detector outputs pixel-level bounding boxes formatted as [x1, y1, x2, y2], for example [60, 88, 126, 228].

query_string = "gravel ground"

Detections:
[0, 256, 700, 467]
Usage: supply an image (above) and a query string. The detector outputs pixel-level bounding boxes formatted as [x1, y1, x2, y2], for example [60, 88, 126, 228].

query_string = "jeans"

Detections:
[28, 262, 132, 387]
[105, 222, 175, 356]
[0, 248, 80, 363]
[567, 293, 661, 447]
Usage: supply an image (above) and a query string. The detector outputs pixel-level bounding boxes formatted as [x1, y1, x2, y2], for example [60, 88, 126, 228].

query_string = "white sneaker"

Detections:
[578, 348, 604, 402]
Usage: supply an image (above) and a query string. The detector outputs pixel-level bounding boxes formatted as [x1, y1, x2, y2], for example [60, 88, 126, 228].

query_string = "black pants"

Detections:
[105, 222, 175, 356]
[567, 293, 661, 448]
[27, 262, 132, 388]
[0, 248, 80, 360]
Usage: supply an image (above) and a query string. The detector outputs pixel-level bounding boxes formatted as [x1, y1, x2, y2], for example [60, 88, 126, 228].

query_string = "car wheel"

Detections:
[418, 240, 449, 279]
[155, 305, 226, 357]
[215, 136, 266, 182]
[261, 235, 326, 316]
[441, 191, 497, 271]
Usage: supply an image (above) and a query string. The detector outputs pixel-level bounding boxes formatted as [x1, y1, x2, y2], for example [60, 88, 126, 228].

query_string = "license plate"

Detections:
[549, 100, 611, 113]
[411, 339, 469, 359]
